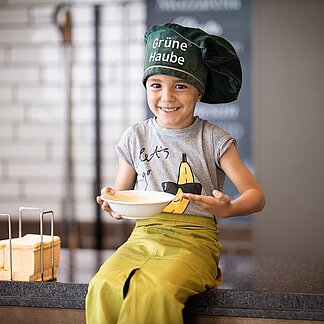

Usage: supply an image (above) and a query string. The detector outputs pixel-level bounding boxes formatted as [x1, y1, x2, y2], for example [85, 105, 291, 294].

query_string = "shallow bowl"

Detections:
[100, 190, 175, 219]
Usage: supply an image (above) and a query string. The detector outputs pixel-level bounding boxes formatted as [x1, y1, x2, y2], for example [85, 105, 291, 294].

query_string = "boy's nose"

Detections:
[161, 88, 175, 102]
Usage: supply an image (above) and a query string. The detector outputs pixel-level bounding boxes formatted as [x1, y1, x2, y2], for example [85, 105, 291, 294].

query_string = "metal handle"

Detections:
[19, 207, 43, 238]
[39, 210, 55, 281]
[0, 214, 13, 281]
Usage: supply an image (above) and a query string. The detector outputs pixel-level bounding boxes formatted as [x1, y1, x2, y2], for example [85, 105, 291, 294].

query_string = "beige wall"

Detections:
[253, 0, 324, 257]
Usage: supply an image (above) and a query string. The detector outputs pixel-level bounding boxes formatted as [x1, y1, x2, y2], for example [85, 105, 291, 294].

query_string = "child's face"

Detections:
[146, 74, 202, 129]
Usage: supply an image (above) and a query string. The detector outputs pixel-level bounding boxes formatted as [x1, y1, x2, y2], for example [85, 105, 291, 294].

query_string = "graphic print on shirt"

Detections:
[162, 153, 202, 214]
[142, 169, 151, 190]
[139, 145, 169, 191]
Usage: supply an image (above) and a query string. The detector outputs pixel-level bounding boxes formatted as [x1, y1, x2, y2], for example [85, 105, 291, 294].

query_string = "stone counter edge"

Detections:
[0, 281, 323, 321]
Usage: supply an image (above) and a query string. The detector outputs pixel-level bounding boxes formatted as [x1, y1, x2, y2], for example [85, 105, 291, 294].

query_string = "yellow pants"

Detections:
[85, 213, 222, 324]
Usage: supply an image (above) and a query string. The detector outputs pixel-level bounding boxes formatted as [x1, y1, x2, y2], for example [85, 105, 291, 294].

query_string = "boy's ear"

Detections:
[197, 92, 203, 101]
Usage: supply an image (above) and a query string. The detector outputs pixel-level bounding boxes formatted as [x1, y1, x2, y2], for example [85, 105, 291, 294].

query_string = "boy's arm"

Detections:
[219, 143, 265, 217]
[182, 144, 265, 218]
[114, 156, 137, 190]
[96, 156, 137, 219]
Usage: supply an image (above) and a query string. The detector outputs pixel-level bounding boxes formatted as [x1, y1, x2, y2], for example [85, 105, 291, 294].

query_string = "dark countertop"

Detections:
[0, 249, 323, 321]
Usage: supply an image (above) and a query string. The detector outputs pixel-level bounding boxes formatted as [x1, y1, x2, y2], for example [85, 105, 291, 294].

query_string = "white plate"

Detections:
[100, 190, 175, 219]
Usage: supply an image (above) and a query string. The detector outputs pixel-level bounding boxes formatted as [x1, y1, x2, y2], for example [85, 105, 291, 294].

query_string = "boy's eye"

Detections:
[175, 84, 187, 89]
[150, 83, 161, 89]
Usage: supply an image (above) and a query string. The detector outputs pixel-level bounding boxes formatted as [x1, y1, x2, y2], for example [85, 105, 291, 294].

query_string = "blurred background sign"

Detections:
[147, 0, 252, 202]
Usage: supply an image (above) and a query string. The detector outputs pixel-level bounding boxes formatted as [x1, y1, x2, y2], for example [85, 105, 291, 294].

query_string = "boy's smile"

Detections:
[159, 106, 180, 113]
[146, 74, 202, 129]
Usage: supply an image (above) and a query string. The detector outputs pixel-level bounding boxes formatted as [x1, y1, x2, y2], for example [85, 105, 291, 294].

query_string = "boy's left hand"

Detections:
[181, 190, 232, 218]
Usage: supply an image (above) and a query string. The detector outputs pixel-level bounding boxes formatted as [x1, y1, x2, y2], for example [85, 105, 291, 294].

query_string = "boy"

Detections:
[86, 23, 265, 324]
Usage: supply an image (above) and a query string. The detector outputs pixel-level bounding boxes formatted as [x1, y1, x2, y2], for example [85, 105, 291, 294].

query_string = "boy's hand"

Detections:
[180, 190, 232, 218]
[96, 187, 123, 220]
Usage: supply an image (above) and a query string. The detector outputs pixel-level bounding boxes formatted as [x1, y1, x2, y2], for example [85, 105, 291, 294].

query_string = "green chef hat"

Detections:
[142, 23, 242, 104]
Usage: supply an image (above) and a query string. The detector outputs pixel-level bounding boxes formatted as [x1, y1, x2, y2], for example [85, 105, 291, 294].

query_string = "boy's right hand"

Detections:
[96, 187, 123, 220]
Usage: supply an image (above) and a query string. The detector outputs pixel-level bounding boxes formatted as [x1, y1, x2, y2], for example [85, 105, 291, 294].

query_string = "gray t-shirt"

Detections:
[116, 117, 235, 218]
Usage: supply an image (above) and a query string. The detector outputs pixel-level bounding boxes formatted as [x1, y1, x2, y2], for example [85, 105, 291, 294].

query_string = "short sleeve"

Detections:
[115, 127, 134, 167]
[215, 132, 236, 169]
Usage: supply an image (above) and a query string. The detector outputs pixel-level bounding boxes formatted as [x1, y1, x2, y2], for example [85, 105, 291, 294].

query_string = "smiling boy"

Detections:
[86, 23, 265, 324]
